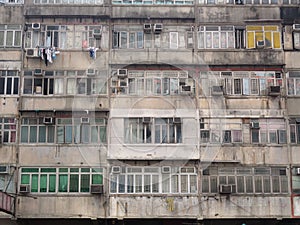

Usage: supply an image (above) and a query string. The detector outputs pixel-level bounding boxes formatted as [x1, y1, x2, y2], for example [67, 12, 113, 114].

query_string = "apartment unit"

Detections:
[0, 0, 300, 225]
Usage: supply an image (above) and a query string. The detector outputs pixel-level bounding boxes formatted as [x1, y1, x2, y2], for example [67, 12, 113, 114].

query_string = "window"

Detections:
[199, 71, 282, 96]
[20, 117, 106, 144]
[110, 167, 197, 194]
[200, 118, 242, 144]
[289, 118, 300, 144]
[3, 0, 24, 3]
[0, 118, 17, 143]
[112, 70, 194, 96]
[198, 26, 235, 49]
[202, 167, 288, 194]
[125, 117, 182, 144]
[246, 25, 281, 49]
[112, 0, 193, 4]
[293, 32, 300, 50]
[33, 0, 103, 4]
[251, 119, 286, 144]
[0, 70, 19, 96]
[23, 70, 107, 96]
[0, 173, 15, 193]
[0, 25, 22, 48]
[20, 167, 103, 193]
[287, 71, 300, 96]
[113, 31, 144, 49]
[25, 25, 102, 49]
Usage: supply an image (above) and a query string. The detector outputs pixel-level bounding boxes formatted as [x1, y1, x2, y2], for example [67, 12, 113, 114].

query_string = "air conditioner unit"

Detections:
[26, 48, 39, 58]
[117, 69, 128, 77]
[211, 86, 223, 95]
[112, 166, 121, 174]
[43, 117, 54, 125]
[0, 165, 9, 174]
[81, 117, 90, 124]
[90, 184, 103, 194]
[235, 0, 243, 4]
[256, 40, 265, 48]
[173, 118, 181, 124]
[32, 23, 41, 30]
[250, 122, 260, 129]
[87, 69, 95, 76]
[154, 23, 163, 34]
[219, 184, 234, 194]
[144, 24, 152, 33]
[142, 117, 151, 124]
[19, 184, 30, 193]
[162, 166, 171, 174]
[35, 86, 42, 94]
[268, 86, 280, 96]
[297, 168, 300, 175]
[34, 68, 43, 76]
[181, 85, 192, 93]
[293, 24, 300, 31]
[93, 28, 102, 38]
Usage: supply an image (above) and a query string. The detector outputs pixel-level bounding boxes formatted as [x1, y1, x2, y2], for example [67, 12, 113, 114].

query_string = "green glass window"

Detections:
[31, 174, 38, 192]
[59, 174, 68, 192]
[21, 174, 30, 184]
[49, 174, 56, 192]
[81, 174, 90, 192]
[70, 174, 79, 192]
[92, 174, 103, 185]
[40, 174, 47, 192]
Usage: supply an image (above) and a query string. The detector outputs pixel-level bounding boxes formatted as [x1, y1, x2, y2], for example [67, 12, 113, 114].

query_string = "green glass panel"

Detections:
[41, 168, 56, 173]
[59, 174, 68, 192]
[69, 174, 79, 192]
[22, 168, 39, 173]
[40, 174, 47, 192]
[92, 168, 103, 173]
[81, 168, 90, 173]
[21, 174, 30, 184]
[92, 174, 103, 185]
[100, 127, 107, 143]
[70, 168, 79, 172]
[59, 168, 68, 172]
[80, 174, 90, 192]
[31, 174, 38, 192]
[38, 126, 46, 143]
[49, 174, 56, 192]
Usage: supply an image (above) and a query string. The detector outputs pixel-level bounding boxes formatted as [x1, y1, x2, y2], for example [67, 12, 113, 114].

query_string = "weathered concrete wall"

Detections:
[0, 6, 23, 24]
[18, 146, 107, 166]
[17, 196, 106, 218]
[285, 52, 300, 68]
[21, 96, 109, 111]
[0, 146, 17, 164]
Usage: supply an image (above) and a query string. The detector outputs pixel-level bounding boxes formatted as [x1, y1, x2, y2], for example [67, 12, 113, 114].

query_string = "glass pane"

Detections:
[21, 174, 30, 184]
[21, 126, 28, 143]
[38, 126, 46, 143]
[171, 175, 179, 193]
[152, 175, 159, 193]
[92, 174, 103, 185]
[40, 174, 47, 192]
[29, 126, 37, 143]
[81, 174, 90, 192]
[162, 174, 170, 193]
[59, 174, 68, 192]
[49, 174, 56, 192]
[70, 174, 79, 192]
[31, 174, 38, 192]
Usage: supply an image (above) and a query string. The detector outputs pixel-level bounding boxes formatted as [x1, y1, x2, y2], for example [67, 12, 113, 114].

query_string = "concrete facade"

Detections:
[0, 0, 300, 225]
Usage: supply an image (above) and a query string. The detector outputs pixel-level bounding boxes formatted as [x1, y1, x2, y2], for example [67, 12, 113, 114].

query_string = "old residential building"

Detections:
[0, 0, 300, 225]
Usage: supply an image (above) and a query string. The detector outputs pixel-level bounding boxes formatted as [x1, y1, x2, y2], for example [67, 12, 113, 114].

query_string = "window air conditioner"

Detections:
[32, 23, 41, 30]
[256, 40, 265, 48]
[181, 85, 192, 93]
[81, 117, 90, 124]
[154, 23, 163, 34]
[117, 69, 128, 77]
[19, 184, 30, 193]
[112, 166, 121, 174]
[296, 168, 300, 175]
[93, 27, 102, 38]
[90, 184, 104, 194]
[87, 69, 95, 76]
[43, 117, 54, 125]
[250, 122, 260, 129]
[235, 0, 243, 4]
[219, 184, 235, 194]
[144, 24, 152, 33]
[211, 86, 223, 95]
[293, 24, 300, 31]
[142, 117, 151, 124]
[0, 165, 9, 174]
[26, 48, 39, 58]
[162, 166, 171, 174]
[34, 68, 43, 76]
[35, 86, 42, 94]
[173, 118, 182, 124]
[268, 86, 280, 96]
